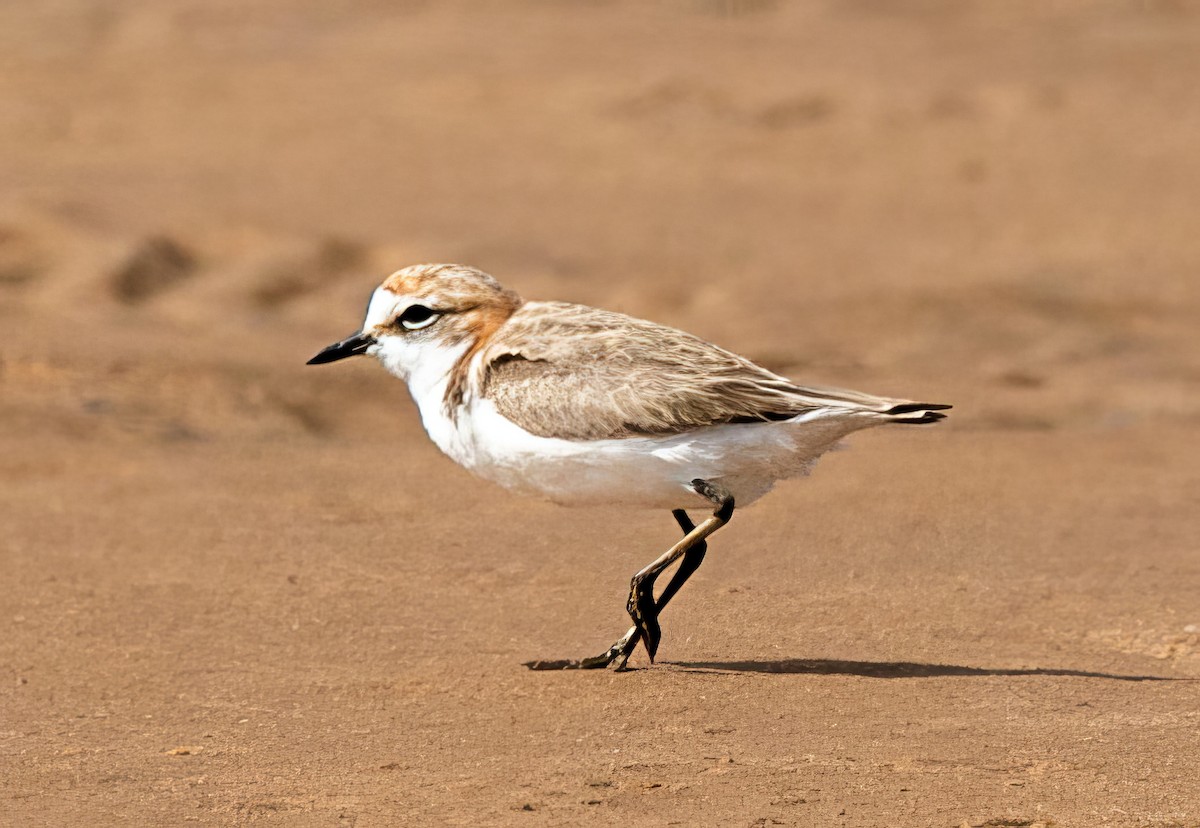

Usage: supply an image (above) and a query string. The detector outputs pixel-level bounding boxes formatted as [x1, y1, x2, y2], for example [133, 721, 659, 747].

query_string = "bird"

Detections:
[307, 264, 949, 670]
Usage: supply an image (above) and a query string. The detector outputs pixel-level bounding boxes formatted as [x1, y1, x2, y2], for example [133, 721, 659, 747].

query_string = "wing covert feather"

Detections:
[477, 302, 914, 441]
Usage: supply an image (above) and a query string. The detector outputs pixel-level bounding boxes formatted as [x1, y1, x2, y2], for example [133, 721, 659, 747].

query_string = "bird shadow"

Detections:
[524, 656, 1192, 682]
[663, 658, 1193, 682]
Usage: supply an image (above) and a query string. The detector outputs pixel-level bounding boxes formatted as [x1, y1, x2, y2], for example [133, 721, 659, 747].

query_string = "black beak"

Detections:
[306, 332, 375, 365]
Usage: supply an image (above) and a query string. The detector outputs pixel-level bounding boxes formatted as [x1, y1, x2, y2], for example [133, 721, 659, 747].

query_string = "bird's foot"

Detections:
[575, 627, 638, 670]
[576, 644, 628, 671]
[524, 627, 639, 671]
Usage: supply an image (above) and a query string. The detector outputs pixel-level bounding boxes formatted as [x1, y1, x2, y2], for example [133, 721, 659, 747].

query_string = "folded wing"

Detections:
[477, 302, 949, 441]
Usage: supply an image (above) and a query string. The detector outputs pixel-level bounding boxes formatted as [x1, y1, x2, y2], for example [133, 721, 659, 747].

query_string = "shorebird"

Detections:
[308, 264, 949, 669]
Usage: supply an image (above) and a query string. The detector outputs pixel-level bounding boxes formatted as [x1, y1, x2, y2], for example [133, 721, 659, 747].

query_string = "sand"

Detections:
[2, 2, 1199, 825]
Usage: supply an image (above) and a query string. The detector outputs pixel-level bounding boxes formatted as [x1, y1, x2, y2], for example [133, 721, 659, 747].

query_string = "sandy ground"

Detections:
[3, 2, 1200, 825]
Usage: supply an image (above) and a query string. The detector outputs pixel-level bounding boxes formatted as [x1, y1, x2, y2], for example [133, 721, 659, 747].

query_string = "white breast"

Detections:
[402, 343, 476, 467]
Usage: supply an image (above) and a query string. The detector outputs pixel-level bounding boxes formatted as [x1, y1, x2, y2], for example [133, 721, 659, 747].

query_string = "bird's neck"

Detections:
[442, 305, 514, 416]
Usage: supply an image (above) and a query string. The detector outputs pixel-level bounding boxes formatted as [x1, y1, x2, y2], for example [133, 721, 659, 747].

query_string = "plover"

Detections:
[308, 264, 949, 669]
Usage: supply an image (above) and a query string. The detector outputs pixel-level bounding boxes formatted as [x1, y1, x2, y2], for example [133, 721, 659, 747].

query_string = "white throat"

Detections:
[373, 336, 475, 462]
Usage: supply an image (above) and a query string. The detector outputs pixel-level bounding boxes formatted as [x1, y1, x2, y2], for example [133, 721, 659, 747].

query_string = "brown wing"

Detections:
[478, 302, 943, 441]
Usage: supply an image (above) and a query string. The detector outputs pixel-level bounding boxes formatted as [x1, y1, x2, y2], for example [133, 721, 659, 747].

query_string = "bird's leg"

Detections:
[627, 483, 734, 664]
[578, 510, 706, 670]
[579, 480, 734, 670]
[657, 509, 709, 610]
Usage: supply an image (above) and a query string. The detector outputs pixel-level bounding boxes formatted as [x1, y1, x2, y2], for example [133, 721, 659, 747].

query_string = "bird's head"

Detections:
[306, 264, 523, 383]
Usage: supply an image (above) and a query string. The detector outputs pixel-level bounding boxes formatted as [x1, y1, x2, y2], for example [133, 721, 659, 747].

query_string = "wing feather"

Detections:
[478, 302, 942, 441]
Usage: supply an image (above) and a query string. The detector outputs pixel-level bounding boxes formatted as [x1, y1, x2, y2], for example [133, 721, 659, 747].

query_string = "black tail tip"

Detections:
[886, 402, 953, 416]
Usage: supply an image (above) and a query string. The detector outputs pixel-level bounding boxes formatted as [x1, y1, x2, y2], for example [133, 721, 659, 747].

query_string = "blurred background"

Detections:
[4, 0, 1198, 442]
[3, 2, 1199, 824]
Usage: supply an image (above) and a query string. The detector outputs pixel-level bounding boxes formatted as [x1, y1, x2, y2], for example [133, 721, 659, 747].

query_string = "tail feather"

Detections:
[879, 402, 952, 425]
[747, 382, 952, 427]
[885, 402, 953, 415]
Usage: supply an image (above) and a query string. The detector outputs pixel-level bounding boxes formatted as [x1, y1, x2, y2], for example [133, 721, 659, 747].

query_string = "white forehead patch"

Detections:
[363, 288, 401, 330]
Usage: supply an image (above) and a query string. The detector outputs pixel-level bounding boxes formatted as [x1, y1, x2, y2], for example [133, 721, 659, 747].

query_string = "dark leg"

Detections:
[579, 480, 734, 670]
[624, 509, 709, 664]
[574, 512, 699, 670]
[657, 509, 708, 609]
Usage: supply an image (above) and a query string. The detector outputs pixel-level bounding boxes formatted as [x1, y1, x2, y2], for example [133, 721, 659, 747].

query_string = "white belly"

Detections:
[418, 393, 871, 510]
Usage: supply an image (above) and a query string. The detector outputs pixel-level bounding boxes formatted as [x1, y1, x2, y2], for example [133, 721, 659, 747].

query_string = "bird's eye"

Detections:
[398, 304, 438, 330]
